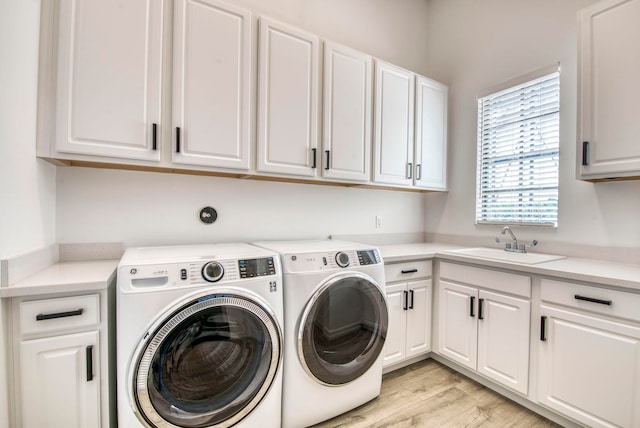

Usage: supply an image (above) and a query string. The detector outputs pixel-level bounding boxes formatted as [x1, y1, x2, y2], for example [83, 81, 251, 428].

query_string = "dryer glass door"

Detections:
[298, 272, 388, 385]
[133, 294, 281, 428]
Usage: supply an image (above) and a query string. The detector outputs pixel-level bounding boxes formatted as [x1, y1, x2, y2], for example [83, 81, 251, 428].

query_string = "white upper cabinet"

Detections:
[52, 0, 164, 161]
[322, 43, 372, 182]
[257, 18, 320, 177]
[172, 0, 252, 171]
[373, 61, 415, 186]
[578, 0, 640, 180]
[414, 76, 448, 190]
[40, 2, 449, 189]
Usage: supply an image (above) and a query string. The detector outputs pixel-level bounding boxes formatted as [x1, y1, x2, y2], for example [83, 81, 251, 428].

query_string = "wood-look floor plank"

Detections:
[311, 360, 561, 428]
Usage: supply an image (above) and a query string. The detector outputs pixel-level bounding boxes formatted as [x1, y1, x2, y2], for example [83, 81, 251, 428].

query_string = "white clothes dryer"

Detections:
[252, 240, 388, 428]
[116, 243, 284, 428]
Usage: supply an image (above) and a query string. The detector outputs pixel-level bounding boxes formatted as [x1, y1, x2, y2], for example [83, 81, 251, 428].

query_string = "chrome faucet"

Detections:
[501, 226, 524, 253]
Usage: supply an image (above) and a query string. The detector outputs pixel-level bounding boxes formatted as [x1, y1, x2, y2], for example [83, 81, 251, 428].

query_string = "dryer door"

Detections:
[298, 272, 388, 385]
[132, 294, 281, 428]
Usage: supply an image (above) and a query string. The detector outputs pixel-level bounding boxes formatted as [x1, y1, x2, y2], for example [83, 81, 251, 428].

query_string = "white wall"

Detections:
[55, 0, 431, 248]
[0, 0, 57, 426]
[57, 168, 425, 247]
[423, 0, 640, 250]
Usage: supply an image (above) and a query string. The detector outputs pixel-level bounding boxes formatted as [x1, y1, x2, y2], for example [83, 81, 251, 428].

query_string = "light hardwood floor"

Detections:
[312, 359, 561, 428]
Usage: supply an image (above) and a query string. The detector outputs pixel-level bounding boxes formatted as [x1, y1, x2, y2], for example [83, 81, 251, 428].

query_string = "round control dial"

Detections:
[202, 261, 224, 282]
[335, 252, 350, 268]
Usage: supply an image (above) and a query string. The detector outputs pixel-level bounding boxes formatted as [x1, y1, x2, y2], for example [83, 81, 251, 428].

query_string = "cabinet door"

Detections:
[477, 290, 530, 395]
[578, 0, 640, 179]
[406, 279, 432, 358]
[373, 61, 415, 186]
[383, 283, 407, 367]
[257, 18, 319, 177]
[437, 280, 477, 370]
[172, 0, 252, 170]
[54, 0, 163, 161]
[322, 43, 372, 182]
[20, 331, 100, 428]
[414, 76, 448, 190]
[538, 305, 640, 428]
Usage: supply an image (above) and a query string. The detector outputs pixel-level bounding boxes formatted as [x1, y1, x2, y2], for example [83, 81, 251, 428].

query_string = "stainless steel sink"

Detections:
[447, 247, 566, 264]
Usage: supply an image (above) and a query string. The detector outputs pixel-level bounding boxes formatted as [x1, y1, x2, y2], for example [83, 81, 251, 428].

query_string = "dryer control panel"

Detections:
[282, 249, 381, 273]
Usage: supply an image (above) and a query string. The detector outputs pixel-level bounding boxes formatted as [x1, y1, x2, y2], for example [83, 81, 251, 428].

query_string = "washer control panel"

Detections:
[238, 257, 276, 278]
[357, 249, 381, 265]
[123, 257, 278, 289]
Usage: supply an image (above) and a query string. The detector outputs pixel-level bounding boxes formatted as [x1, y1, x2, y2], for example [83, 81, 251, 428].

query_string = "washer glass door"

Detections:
[298, 272, 388, 385]
[134, 294, 281, 428]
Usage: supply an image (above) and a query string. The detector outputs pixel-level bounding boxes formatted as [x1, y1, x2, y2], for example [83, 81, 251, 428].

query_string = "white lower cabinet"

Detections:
[20, 331, 100, 428]
[437, 262, 531, 395]
[11, 292, 110, 428]
[537, 279, 640, 428]
[383, 260, 432, 367]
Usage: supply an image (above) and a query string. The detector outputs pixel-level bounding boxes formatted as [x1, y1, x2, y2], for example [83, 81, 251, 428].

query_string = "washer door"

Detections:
[133, 294, 281, 428]
[298, 272, 388, 385]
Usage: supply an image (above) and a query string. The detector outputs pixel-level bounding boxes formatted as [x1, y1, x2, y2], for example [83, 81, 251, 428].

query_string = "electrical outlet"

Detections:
[375, 215, 382, 229]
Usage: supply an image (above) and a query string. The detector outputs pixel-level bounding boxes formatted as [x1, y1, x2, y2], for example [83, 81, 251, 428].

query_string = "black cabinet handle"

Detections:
[575, 294, 612, 306]
[469, 296, 475, 317]
[86, 345, 94, 382]
[409, 289, 414, 309]
[540, 316, 547, 341]
[416, 164, 422, 180]
[176, 127, 181, 153]
[478, 298, 484, 320]
[36, 308, 83, 321]
[311, 148, 317, 169]
[403, 290, 408, 310]
[401, 269, 418, 274]
[152, 123, 157, 150]
[407, 162, 413, 179]
[582, 141, 589, 166]
[325, 150, 330, 170]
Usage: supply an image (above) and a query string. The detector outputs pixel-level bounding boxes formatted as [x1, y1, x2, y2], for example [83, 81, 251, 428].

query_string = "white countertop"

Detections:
[2, 242, 639, 298]
[0, 259, 118, 298]
[379, 243, 640, 293]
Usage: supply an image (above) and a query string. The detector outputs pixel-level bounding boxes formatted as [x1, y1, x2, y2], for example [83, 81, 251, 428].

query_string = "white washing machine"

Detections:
[116, 243, 284, 428]
[252, 240, 389, 428]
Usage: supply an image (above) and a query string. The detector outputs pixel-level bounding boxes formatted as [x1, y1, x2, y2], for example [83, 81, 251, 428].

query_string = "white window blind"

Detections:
[476, 69, 560, 226]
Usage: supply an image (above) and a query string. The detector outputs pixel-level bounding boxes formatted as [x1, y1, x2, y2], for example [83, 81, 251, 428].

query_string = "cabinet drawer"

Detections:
[439, 262, 531, 298]
[385, 260, 432, 282]
[540, 278, 640, 322]
[19, 294, 100, 336]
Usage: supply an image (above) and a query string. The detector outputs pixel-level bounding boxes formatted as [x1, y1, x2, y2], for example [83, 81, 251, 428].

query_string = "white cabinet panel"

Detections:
[578, 0, 640, 179]
[172, 0, 252, 170]
[414, 76, 448, 190]
[477, 290, 530, 395]
[20, 331, 100, 428]
[373, 61, 414, 186]
[322, 43, 372, 182]
[383, 283, 407, 366]
[437, 280, 477, 370]
[406, 280, 432, 358]
[54, 0, 163, 161]
[538, 305, 640, 428]
[257, 18, 319, 177]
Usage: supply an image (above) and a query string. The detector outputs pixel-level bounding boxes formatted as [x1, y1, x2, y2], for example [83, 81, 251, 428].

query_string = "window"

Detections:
[476, 66, 560, 226]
